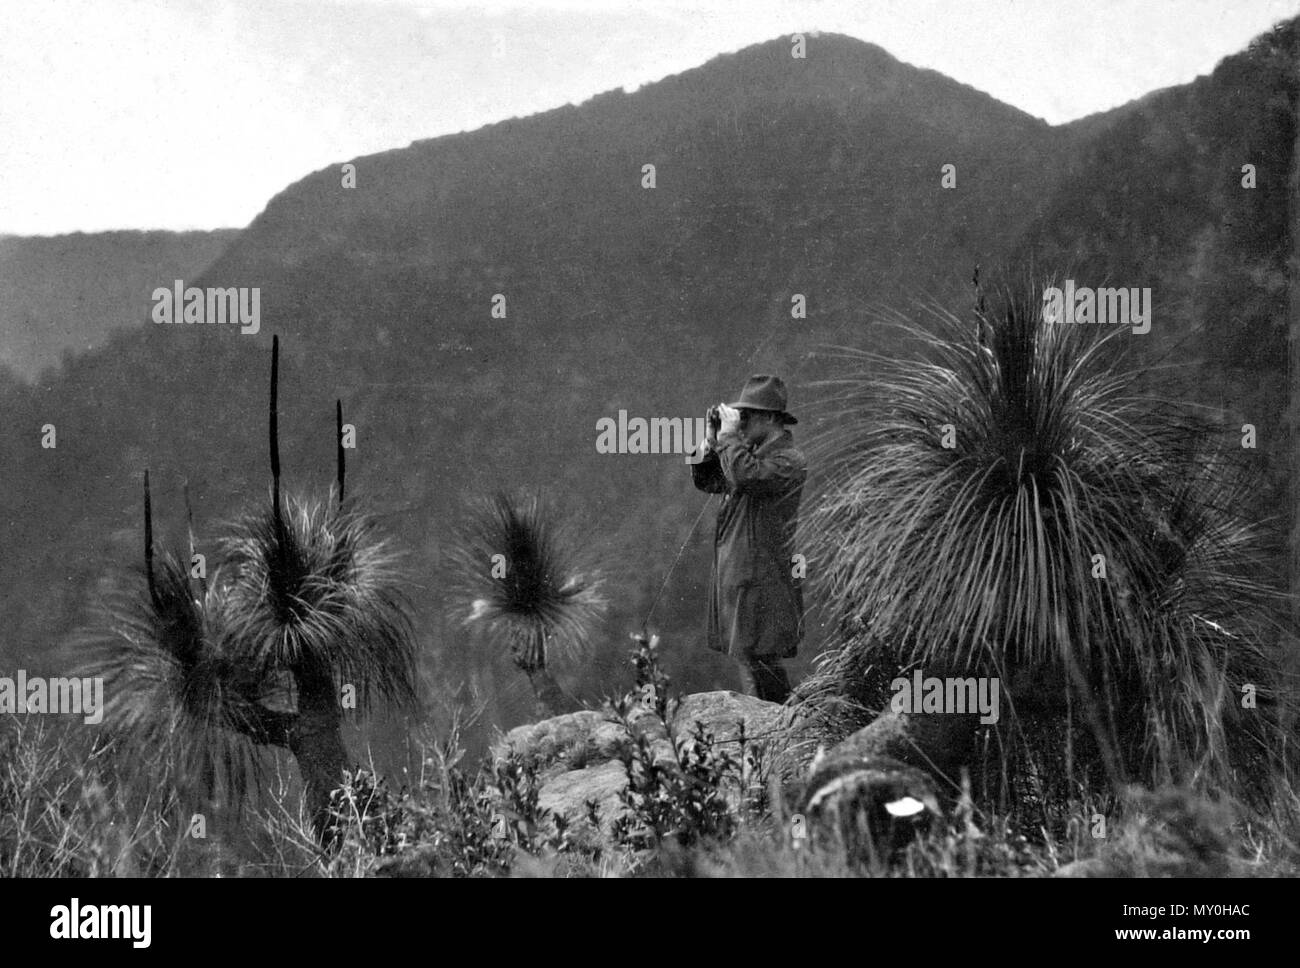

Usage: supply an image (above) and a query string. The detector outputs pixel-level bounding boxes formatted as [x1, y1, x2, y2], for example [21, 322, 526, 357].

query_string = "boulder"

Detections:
[491, 690, 790, 830]
[536, 760, 628, 831]
[802, 754, 942, 856]
[816, 709, 981, 785]
[797, 710, 979, 858]
[492, 710, 629, 781]
[672, 691, 787, 748]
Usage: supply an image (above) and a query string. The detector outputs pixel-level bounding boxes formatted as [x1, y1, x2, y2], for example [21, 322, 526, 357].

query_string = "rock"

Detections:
[492, 710, 630, 781]
[377, 692, 795, 874]
[672, 691, 787, 748]
[816, 709, 981, 786]
[491, 690, 789, 834]
[801, 753, 942, 856]
[493, 691, 786, 770]
[795, 709, 981, 859]
[537, 760, 628, 831]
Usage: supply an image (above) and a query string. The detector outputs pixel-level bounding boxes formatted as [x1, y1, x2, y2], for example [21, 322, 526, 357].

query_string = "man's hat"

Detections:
[728, 374, 797, 424]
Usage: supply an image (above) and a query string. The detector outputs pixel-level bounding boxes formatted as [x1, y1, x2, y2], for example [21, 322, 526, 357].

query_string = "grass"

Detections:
[3, 702, 1298, 877]
[9, 620, 1299, 879]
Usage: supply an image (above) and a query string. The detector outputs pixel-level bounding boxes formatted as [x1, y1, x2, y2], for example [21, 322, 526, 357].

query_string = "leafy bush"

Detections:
[608, 635, 745, 863]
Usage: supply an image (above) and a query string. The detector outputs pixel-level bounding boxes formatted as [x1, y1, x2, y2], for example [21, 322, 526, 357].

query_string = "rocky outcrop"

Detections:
[486, 690, 996, 860]
[490, 690, 791, 830]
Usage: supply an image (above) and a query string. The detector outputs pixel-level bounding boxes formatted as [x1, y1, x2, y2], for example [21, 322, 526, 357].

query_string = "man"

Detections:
[691, 374, 807, 703]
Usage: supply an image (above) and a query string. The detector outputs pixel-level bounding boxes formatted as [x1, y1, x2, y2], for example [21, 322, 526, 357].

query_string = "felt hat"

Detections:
[728, 374, 797, 424]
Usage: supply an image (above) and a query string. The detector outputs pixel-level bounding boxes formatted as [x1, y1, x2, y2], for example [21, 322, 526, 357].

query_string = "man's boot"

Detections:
[739, 656, 791, 704]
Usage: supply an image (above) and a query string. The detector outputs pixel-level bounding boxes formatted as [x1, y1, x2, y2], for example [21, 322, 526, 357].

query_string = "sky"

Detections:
[1, 0, 1297, 236]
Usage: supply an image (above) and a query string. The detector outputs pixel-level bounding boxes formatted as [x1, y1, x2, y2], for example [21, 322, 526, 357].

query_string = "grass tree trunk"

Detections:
[515, 628, 580, 717]
[525, 666, 581, 717]
[288, 663, 348, 846]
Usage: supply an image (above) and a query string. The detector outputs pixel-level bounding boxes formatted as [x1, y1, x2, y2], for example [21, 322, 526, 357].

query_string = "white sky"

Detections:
[1, 0, 1297, 235]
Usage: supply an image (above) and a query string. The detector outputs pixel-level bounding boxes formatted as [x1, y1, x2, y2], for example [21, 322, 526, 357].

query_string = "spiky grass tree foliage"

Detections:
[221, 497, 417, 711]
[80, 473, 292, 817]
[220, 495, 416, 837]
[448, 492, 605, 717]
[804, 281, 1289, 797]
[82, 340, 418, 846]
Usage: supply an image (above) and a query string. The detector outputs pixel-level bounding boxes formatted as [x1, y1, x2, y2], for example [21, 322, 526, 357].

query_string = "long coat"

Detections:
[691, 427, 807, 659]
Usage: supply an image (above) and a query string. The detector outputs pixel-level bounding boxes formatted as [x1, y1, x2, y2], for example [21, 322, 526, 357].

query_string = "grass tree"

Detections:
[83, 336, 418, 844]
[448, 492, 605, 718]
[803, 279, 1291, 798]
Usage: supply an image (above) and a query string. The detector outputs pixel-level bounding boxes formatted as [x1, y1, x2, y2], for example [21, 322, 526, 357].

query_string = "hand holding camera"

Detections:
[705, 403, 742, 448]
